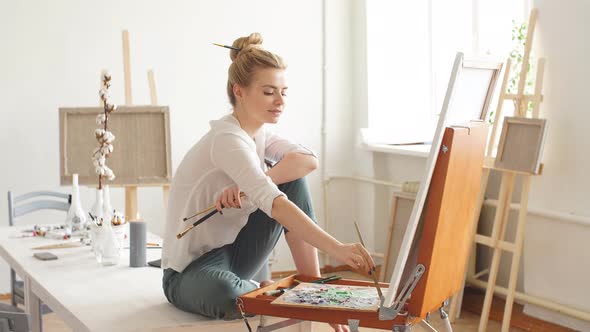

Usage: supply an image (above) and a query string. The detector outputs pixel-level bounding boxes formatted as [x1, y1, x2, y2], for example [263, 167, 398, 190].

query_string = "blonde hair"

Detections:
[226, 33, 287, 106]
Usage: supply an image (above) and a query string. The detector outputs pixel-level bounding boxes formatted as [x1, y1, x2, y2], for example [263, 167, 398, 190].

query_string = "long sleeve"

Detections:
[211, 132, 285, 217]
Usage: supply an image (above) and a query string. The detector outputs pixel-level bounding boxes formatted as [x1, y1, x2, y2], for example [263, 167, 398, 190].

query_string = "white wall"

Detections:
[0, 0, 328, 292]
[530, 2, 590, 215]
[522, 1, 590, 329]
[322, 0, 376, 252]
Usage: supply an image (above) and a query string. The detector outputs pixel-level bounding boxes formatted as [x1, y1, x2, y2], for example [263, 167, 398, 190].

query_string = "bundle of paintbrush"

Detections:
[176, 192, 246, 239]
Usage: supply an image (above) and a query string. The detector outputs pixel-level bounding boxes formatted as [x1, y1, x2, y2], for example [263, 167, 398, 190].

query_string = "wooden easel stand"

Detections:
[119, 30, 169, 221]
[447, 9, 565, 332]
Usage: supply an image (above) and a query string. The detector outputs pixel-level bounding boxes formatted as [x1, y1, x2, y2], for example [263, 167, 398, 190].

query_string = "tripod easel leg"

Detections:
[125, 186, 138, 220]
[500, 175, 531, 332]
[479, 172, 515, 332]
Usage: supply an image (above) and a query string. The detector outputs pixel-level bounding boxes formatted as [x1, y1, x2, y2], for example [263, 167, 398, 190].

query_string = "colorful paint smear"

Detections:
[273, 283, 380, 311]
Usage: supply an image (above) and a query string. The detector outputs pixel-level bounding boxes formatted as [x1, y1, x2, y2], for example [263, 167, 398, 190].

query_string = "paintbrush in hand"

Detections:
[177, 192, 247, 239]
[354, 221, 384, 302]
[176, 208, 219, 239]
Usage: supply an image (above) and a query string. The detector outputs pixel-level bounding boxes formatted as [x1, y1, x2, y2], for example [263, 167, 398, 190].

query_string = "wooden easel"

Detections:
[241, 123, 489, 331]
[448, 9, 547, 332]
[120, 30, 170, 220]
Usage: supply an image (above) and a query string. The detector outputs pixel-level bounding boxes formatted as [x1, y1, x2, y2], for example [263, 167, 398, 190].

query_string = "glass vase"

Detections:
[90, 223, 121, 266]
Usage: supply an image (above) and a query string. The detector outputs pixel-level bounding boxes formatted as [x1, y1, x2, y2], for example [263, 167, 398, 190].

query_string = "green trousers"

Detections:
[162, 177, 316, 319]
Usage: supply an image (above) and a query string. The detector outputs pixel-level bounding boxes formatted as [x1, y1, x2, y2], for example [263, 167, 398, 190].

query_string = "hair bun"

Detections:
[230, 32, 263, 61]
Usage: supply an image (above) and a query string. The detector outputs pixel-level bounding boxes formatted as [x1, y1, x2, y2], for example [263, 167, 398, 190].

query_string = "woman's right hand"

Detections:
[331, 242, 376, 275]
[215, 185, 242, 213]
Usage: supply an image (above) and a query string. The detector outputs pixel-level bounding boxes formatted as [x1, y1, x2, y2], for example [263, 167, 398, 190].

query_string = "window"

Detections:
[365, 0, 531, 145]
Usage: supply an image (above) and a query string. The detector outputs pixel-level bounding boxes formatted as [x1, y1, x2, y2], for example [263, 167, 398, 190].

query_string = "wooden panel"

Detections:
[59, 106, 172, 186]
[408, 123, 488, 318]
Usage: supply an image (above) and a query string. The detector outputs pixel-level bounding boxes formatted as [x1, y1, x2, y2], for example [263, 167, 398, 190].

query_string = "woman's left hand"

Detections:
[216, 185, 242, 212]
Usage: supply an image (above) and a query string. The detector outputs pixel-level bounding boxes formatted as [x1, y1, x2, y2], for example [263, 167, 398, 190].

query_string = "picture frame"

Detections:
[494, 116, 547, 174]
[59, 106, 172, 186]
[445, 58, 503, 125]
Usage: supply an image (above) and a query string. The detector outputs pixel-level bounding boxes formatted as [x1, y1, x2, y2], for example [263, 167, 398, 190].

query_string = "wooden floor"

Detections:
[33, 306, 522, 331]
[5, 271, 573, 331]
[14, 303, 514, 332]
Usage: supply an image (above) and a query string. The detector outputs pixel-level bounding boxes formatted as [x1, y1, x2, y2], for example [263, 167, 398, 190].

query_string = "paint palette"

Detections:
[272, 282, 380, 312]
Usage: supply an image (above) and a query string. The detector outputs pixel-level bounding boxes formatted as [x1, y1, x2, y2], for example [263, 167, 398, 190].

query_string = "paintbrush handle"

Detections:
[263, 289, 287, 296]
[177, 209, 219, 239]
[176, 225, 194, 239]
[354, 222, 384, 300]
[183, 192, 246, 222]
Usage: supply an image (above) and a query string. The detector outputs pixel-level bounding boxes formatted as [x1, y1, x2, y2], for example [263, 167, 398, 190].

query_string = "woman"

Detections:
[161, 33, 374, 331]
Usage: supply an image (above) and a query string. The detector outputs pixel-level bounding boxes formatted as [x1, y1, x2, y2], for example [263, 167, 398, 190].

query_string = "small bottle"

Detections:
[100, 221, 121, 266]
[65, 174, 87, 233]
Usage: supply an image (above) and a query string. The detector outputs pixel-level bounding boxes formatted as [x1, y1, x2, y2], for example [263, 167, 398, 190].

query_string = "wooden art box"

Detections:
[240, 123, 489, 330]
[240, 275, 402, 329]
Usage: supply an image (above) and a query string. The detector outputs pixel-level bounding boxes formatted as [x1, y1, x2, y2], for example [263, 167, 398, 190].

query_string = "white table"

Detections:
[0, 225, 309, 332]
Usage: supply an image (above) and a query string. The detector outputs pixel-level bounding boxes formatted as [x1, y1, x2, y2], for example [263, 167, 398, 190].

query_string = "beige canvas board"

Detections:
[494, 116, 547, 174]
[60, 106, 172, 186]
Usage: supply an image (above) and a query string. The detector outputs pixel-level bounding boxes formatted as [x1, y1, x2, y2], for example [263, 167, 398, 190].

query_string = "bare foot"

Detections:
[259, 279, 275, 288]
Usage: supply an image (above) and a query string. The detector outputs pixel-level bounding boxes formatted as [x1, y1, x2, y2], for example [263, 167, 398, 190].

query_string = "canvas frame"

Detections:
[494, 116, 547, 174]
[59, 106, 172, 186]
[461, 59, 503, 122]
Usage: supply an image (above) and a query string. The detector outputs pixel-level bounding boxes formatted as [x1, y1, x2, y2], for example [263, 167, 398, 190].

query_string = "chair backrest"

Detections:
[7, 191, 71, 226]
[0, 304, 31, 332]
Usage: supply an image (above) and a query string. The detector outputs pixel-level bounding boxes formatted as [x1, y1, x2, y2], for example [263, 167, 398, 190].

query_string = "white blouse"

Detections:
[161, 114, 316, 273]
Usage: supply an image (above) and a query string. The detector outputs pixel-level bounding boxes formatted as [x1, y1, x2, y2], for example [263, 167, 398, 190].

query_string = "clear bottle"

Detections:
[65, 174, 87, 233]
[99, 221, 121, 266]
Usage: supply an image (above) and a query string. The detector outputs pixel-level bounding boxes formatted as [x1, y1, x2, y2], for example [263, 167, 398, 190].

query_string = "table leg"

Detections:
[24, 277, 41, 332]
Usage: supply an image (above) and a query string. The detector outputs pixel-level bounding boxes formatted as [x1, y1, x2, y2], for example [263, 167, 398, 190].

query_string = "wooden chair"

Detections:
[7, 190, 71, 331]
[240, 123, 488, 331]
